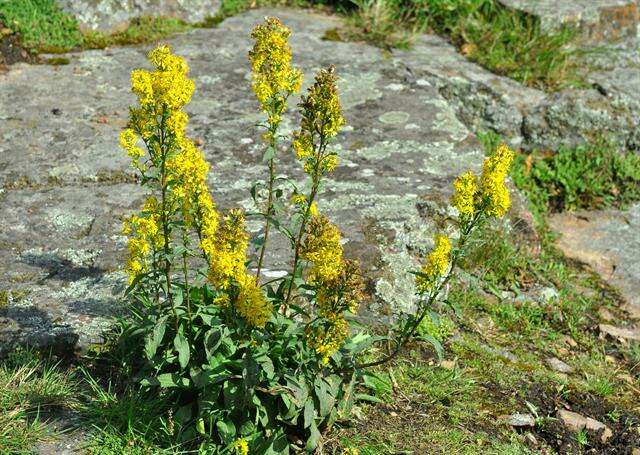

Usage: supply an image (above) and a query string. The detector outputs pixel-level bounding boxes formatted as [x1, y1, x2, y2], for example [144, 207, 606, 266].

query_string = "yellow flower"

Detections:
[232, 438, 250, 455]
[131, 70, 154, 106]
[119, 128, 144, 164]
[249, 17, 302, 116]
[206, 210, 249, 290]
[293, 132, 313, 159]
[235, 274, 272, 328]
[306, 311, 348, 364]
[122, 197, 163, 284]
[300, 215, 344, 283]
[167, 110, 188, 140]
[452, 171, 478, 216]
[343, 448, 360, 455]
[480, 144, 514, 218]
[416, 234, 451, 293]
[299, 67, 344, 139]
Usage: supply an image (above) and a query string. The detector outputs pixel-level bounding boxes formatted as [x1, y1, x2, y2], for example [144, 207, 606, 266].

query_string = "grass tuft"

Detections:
[0, 349, 77, 453]
[0, 0, 82, 52]
[511, 142, 640, 215]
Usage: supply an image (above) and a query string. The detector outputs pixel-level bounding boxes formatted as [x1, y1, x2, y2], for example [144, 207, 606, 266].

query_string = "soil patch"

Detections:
[0, 23, 37, 70]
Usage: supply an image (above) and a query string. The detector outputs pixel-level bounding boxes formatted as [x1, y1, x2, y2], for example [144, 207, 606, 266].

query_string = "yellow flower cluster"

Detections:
[301, 218, 363, 362]
[450, 144, 514, 219]
[122, 197, 163, 284]
[249, 17, 302, 126]
[203, 210, 271, 327]
[307, 311, 348, 364]
[416, 234, 451, 293]
[294, 67, 344, 177]
[291, 193, 318, 217]
[452, 171, 478, 216]
[206, 210, 249, 290]
[232, 438, 249, 455]
[300, 67, 344, 139]
[480, 144, 514, 217]
[131, 45, 195, 110]
[119, 128, 144, 166]
[300, 215, 344, 283]
[235, 274, 272, 328]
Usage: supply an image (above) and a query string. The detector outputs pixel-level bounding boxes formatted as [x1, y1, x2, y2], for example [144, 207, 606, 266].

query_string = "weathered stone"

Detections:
[522, 88, 640, 152]
[498, 0, 639, 44]
[0, 8, 491, 353]
[558, 409, 613, 443]
[546, 357, 574, 374]
[501, 413, 535, 427]
[599, 323, 640, 340]
[57, 0, 221, 32]
[548, 205, 640, 318]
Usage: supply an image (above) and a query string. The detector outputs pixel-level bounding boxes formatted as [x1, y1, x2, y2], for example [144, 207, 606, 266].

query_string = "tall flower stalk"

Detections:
[248, 18, 302, 280]
[286, 66, 344, 305]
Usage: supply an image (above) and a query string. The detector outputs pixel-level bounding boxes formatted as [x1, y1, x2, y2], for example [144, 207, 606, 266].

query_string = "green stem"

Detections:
[255, 144, 276, 279]
[284, 133, 328, 304]
[353, 213, 484, 370]
[158, 107, 178, 330]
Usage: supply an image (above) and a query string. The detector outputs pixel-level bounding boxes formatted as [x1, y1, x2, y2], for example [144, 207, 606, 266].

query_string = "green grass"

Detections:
[511, 142, 640, 216]
[325, 0, 581, 90]
[0, 0, 197, 54]
[0, 0, 82, 52]
[0, 349, 77, 454]
[82, 16, 191, 50]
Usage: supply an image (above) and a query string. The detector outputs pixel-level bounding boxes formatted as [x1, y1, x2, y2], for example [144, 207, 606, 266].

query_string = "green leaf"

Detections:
[242, 352, 260, 390]
[216, 420, 236, 445]
[174, 329, 190, 369]
[144, 316, 166, 360]
[303, 398, 314, 429]
[306, 420, 321, 451]
[418, 333, 444, 360]
[262, 146, 276, 163]
[141, 372, 189, 388]
[355, 393, 383, 403]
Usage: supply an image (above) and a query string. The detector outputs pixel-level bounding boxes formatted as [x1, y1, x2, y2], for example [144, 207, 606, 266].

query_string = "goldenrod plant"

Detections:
[118, 17, 514, 452]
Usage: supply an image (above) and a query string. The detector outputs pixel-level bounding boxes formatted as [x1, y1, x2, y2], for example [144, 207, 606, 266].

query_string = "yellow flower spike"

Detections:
[249, 17, 302, 114]
[207, 210, 249, 290]
[235, 274, 272, 328]
[299, 67, 344, 140]
[300, 215, 344, 284]
[452, 171, 479, 216]
[416, 234, 452, 293]
[480, 144, 514, 218]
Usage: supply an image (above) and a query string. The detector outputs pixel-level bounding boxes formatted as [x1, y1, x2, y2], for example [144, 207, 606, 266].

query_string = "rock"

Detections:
[501, 413, 535, 427]
[522, 88, 640, 152]
[599, 323, 640, 341]
[548, 206, 640, 319]
[439, 359, 456, 370]
[633, 448, 640, 455]
[558, 410, 613, 443]
[546, 357, 574, 374]
[597, 307, 615, 322]
[498, 0, 639, 44]
[558, 410, 587, 432]
[585, 417, 614, 443]
[58, 0, 221, 32]
[0, 8, 505, 353]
